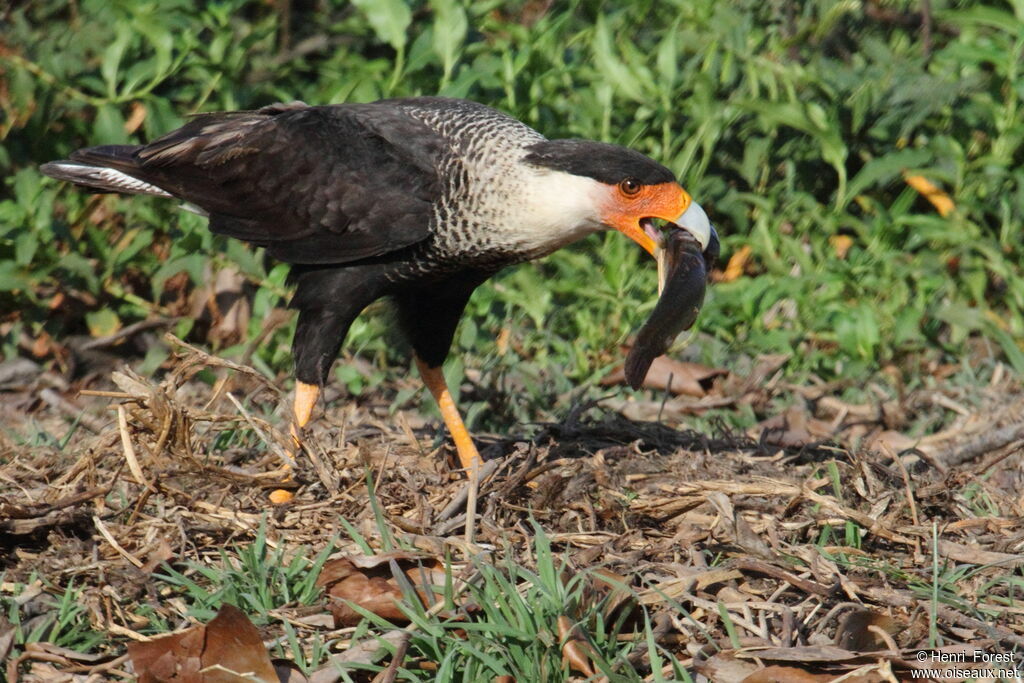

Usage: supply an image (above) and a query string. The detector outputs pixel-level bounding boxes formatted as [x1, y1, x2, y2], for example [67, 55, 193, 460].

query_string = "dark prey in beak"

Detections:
[624, 226, 719, 390]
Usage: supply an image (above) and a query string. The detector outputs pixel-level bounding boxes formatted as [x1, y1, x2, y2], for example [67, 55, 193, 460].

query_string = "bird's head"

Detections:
[524, 139, 716, 290]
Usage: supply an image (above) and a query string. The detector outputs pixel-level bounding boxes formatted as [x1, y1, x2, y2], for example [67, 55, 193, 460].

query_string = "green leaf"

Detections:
[655, 27, 679, 93]
[0, 262, 29, 292]
[351, 0, 411, 51]
[986, 323, 1024, 375]
[592, 17, 645, 103]
[846, 148, 933, 203]
[14, 230, 38, 266]
[59, 253, 100, 293]
[101, 27, 132, 99]
[85, 309, 121, 338]
[94, 104, 127, 145]
[430, 0, 467, 83]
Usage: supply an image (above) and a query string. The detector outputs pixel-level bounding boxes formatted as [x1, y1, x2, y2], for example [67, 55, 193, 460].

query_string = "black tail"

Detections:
[40, 145, 172, 197]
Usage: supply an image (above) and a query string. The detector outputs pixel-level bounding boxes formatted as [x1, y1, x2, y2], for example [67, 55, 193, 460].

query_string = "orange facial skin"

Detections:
[600, 181, 692, 256]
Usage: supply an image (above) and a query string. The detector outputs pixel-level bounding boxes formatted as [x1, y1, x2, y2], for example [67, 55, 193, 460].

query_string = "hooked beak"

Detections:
[602, 182, 715, 292]
[651, 201, 715, 294]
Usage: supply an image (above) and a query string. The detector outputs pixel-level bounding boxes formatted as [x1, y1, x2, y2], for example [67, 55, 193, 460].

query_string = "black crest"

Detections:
[523, 139, 676, 186]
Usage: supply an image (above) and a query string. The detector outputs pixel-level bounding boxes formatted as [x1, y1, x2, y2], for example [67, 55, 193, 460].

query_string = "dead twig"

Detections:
[163, 333, 283, 396]
[934, 420, 1024, 468]
[38, 388, 106, 433]
[434, 458, 502, 528]
[371, 631, 412, 683]
[80, 318, 176, 351]
[118, 405, 158, 493]
[732, 558, 834, 598]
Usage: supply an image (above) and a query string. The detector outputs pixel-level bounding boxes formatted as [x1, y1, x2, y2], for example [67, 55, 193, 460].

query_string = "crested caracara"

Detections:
[41, 97, 716, 470]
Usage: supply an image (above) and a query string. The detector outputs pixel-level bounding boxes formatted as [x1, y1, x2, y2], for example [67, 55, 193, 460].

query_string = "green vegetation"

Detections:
[3, 578, 106, 654]
[326, 519, 688, 681]
[153, 520, 336, 622]
[3, 0, 1023, 425]
[5, 3, 1023, 674]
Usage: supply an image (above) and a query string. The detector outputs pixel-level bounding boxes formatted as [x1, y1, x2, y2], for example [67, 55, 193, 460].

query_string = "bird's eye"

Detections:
[619, 178, 641, 196]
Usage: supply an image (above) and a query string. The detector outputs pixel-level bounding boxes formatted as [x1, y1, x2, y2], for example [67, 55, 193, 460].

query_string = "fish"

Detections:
[624, 225, 719, 390]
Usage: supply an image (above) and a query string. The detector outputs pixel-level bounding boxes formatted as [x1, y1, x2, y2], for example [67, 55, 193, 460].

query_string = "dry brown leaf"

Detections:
[139, 538, 175, 574]
[721, 245, 752, 282]
[835, 608, 898, 652]
[602, 356, 726, 396]
[722, 353, 791, 398]
[695, 651, 760, 683]
[556, 615, 596, 678]
[751, 406, 834, 448]
[829, 234, 855, 259]
[317, 553, 446, 628]
[186, 266, 251, 349]
[587, 568, 638, 627]
[127, 604, 278, 682]
[125, 101, 148, 134]
[733, 512, 775, 560]
[741, 665, 836, 682]
[904, 173, 955, 217]
[734, 645, 860, 663]
[740, 664, 892, 682]
[862, 430, 919, 455]
[937, 539, 1024, 567]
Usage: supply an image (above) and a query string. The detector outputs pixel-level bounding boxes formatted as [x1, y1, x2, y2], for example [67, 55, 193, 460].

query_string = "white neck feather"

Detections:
[489, 167, 606, 257]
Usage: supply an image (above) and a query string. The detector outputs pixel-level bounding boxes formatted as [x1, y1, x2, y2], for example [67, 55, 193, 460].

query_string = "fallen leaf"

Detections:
[733, 511, 775, 560]
[317, 553, 446, 628]
[139, 538, 175, 574]
[862, 430, 918, 455]
[128, 604, 278, 683]
[750, 406, 834, 448]
[29, 330, 59, 358]
[734, 645, 861, 663]
[904, 173, 955, 217]
[695, 651, 760, 683]
[86, 309, 121, 339]
[125, 101, 148, 134]
[937, 539, 1024, 567]
[829, 234, 854, 259]
[556, 615, 596, 678]
[721, 245, 752, 282]
[741, 665, 859, 682]
[588, 568, 638, 627]
[603, 357, 726, 397]
[835, 608, 898, 652]
[722, 353, 791, 399]
[741, 665, 833, 682]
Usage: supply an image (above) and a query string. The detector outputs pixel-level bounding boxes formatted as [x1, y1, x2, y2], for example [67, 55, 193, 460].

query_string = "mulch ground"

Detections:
[2, 340, 1023, 681]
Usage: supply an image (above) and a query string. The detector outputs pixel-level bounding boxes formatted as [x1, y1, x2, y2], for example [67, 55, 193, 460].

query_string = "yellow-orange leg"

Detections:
[269, 382, 321, 504]
[290, 381, 320, 454]
[415, 358, 483, 471]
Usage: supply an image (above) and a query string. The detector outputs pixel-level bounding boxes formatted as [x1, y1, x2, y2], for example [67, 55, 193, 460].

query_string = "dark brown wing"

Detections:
[65, 102, 442, 265]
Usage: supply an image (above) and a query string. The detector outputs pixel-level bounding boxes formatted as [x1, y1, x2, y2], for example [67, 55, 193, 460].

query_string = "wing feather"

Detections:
[57, 102, 442, 265]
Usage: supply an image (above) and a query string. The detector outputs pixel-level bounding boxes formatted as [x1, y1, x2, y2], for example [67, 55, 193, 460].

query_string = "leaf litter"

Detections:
[1, 340, 1023, 681]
